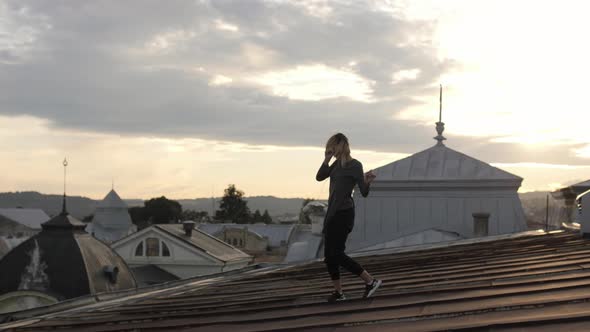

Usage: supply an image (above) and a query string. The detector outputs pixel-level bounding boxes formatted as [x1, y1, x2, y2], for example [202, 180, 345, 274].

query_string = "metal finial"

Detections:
[62, 158, 68, 214]
[439, 84, 442, 122]
[434, 84, 446, 146]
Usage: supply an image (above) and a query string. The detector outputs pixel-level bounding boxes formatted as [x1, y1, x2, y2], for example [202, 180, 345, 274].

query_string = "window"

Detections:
[232, 238, 237, 246]
[162, 241, 170, 257]
[146, 237, 160, 257]
[134, 242, 144, 256]
[239, 239, 243, 247]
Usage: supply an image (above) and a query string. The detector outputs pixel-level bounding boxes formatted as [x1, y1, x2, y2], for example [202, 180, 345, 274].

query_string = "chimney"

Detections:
[183, 221, 195, 236]
[472, 212, 490, 237]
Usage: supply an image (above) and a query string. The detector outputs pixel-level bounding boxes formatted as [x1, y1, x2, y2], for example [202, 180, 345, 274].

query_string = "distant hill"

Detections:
[0, 192, 318, 219]
[1, 191, 551, 223]
[0, 192, 99, 219]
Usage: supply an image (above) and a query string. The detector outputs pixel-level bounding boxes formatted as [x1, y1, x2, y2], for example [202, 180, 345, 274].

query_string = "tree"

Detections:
[299, 198, 315, 224]
[252, 209, 262, 223]
[128, 206, 146, 225]
[143, 196, 182, 224]
[261, 209, 272, 224]
[215, 184, 251, 224]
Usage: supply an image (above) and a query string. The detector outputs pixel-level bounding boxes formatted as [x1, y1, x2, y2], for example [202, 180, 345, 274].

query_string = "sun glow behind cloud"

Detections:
[397, 0, 590, 148]
[252, 64, 375, 102]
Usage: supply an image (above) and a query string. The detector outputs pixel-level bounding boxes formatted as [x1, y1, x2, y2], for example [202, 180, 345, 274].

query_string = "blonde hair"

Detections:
[326, 133, 352, 167]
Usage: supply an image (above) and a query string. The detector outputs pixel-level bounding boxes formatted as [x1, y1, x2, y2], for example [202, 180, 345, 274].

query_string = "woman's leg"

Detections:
[324, 209, 365, 285]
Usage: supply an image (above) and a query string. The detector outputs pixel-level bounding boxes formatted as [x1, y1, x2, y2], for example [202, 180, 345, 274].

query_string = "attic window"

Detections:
[135, 242, 144, 256]
[162, 241, 170, 257]
[146, 237, 160, 257]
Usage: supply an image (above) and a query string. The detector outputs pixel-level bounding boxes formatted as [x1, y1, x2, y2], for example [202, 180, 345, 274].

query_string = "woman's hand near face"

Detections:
[324, 149, 334, 164]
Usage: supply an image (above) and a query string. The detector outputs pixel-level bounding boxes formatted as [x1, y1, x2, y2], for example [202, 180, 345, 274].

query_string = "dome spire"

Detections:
[62, 157, 68, 215]
[434, 84, 446, 146]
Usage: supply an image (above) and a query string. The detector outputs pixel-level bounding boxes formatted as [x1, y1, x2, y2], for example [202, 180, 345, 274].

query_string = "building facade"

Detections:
[112, 223, 252, 280]
[86, 189, 136, 244]
[348, 125, 527, 252]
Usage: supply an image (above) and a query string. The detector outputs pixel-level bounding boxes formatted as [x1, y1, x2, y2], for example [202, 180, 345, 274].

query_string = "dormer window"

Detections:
[146, 238, 160, 256]
[162, 241, 170, 256]
[134, 238, 171, 257]
[134, 241, 144, 256]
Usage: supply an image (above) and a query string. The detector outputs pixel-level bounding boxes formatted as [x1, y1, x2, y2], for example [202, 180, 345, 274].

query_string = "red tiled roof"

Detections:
[3, 230, 590, 331]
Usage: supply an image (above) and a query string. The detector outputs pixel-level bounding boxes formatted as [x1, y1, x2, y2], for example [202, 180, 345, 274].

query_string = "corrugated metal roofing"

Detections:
[373, 144, 521, 181]
[156, 224, 251, 263]
[197, 223, 296, 247]
[4, 230, 590, 331]
[0, 208, 50, 230]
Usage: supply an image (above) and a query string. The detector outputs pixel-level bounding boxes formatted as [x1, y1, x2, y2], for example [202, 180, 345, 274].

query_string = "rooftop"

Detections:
[0, 208, 50, 230]
[373, 144, 522, 183]
[155, 224, 251, 262]
[3, 230, 590, 331]
[197, 223, 296, 247]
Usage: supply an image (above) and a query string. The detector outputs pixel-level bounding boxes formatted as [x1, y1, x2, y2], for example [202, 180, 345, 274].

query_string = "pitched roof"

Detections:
[0, 208, 50, 230]
[130, 265, 180, 286]
[5, 230, 590, 331]
[155, 224, 251, 263]
[571, 179, 590, 193]
[197, 223, 296, 247]
[97, 190, 128, 209]
[373, 144, 522, 182]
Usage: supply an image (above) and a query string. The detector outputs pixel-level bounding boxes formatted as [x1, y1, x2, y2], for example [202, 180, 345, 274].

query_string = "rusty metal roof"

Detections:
[4, 230, 590, 331]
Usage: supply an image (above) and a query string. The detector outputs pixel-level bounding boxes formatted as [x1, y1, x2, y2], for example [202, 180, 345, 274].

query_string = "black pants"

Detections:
[323, 208, 365, 280]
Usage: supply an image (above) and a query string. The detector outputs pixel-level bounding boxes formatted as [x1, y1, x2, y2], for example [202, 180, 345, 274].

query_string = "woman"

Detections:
[316, 133, 381, 303]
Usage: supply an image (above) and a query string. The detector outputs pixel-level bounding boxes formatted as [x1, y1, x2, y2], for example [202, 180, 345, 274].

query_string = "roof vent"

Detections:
[103, 265, 119, 284]
[183, 221, 195, 237]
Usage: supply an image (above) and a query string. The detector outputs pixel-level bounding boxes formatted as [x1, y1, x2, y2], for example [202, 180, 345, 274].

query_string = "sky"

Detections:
[1, 0, 589, 200]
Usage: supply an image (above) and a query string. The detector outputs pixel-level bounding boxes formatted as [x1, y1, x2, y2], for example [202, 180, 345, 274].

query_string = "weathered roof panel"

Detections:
[374, 145, 522, 182]
[0, 208, 50, 230]
[156, 224, 251, 263]
[197, 223, 296, 247]
[4, 231, 590, 331]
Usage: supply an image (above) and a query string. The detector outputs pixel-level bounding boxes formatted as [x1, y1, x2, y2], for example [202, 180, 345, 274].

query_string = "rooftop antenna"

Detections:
[62, 157, 68, 214]
[112, 177, 114, 191]
[434, 84, 446, 146]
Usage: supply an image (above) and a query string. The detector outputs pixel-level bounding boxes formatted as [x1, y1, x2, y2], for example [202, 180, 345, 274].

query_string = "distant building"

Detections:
[111, 222, 252, 281]
[284, 201, 325, 263]
[551, 179, 590, 225]
[0, 208, 50, 238]
[0, 196, 136, 314]
[349, 118, 527, 251]
[197, 223, 296, 262]
[86, 189, 136, 244]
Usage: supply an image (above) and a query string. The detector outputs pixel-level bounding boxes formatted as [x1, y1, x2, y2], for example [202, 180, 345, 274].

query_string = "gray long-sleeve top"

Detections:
[316, 158, 370, 230]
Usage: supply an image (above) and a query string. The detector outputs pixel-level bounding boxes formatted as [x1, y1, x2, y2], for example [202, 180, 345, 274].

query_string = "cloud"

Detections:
[0, 0, 588, 169]
[0, 1, 449, 145]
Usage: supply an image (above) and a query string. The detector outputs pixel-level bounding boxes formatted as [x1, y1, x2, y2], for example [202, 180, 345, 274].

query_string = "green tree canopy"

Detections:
[252, 209, 262, 223]
[261, 209, 272, 224]
[143, 196, 182, 224]
[215, 184, 251, 224]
